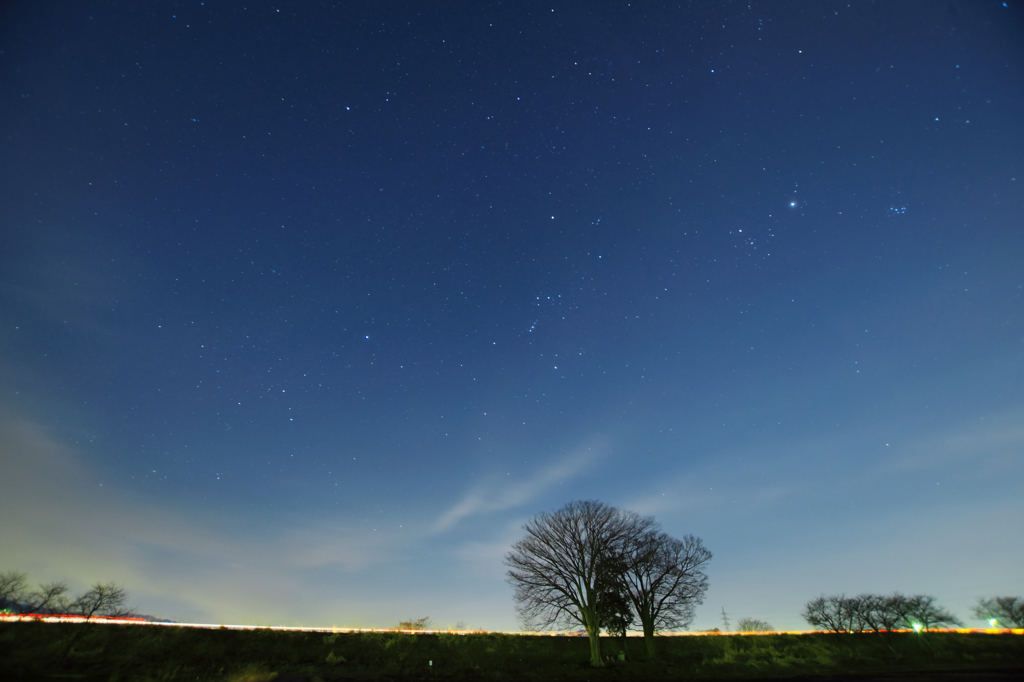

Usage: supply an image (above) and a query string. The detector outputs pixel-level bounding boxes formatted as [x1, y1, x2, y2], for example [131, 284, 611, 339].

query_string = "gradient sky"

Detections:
[2, 1, 1022, 631]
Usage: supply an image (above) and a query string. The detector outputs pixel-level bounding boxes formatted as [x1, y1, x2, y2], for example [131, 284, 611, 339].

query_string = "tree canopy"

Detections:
[505, 500, 710, 665]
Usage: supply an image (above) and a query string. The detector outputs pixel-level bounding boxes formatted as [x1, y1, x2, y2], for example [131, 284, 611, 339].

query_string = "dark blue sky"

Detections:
[2, 1, 1022, 630]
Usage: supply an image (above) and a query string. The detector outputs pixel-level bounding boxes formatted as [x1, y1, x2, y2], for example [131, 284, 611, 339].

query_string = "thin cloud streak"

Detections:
[432, 441, 606, 533]
[624, 404, 1024, 523]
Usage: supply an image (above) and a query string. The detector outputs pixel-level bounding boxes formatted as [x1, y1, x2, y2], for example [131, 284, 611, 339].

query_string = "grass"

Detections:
[0, 621, 1021, 682]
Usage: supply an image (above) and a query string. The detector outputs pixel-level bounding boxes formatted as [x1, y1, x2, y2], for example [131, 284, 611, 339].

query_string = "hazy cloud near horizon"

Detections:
[5, 401, 1020, 628]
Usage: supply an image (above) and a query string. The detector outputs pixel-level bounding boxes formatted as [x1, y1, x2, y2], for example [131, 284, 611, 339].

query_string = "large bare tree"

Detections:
[505, 500, 655, 667]
[619, 531, 711, 657]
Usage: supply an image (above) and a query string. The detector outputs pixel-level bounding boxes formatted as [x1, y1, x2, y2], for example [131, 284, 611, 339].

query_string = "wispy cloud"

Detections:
[0, 227, 145, 341]
[869, 405, 1024, 478]
[622, 404, 1024, 524]
[432, 442, 605, 533]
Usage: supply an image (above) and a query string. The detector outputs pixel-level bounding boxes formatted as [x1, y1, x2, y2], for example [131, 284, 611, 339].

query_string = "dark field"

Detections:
[1, 622, 1021, 682]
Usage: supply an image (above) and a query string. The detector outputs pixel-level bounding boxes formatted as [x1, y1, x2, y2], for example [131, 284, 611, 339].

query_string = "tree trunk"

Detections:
[643, 620, 657, 659]
[587, 625, 605, 667]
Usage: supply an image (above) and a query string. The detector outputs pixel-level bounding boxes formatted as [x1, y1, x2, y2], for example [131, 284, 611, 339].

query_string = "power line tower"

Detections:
[720, 607, 731, 632]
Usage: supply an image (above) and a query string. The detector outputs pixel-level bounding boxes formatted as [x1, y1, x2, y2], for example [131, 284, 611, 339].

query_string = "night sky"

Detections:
[2, 1, 1023, 631]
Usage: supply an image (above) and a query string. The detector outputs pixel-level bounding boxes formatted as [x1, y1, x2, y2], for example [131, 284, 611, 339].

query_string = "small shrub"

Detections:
[397, 616, 431, 630]
[737, 617, 774, 632]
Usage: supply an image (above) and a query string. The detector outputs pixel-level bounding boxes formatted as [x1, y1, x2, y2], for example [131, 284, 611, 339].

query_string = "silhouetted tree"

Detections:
[737, 617, 773, 632]
[505, 500, 655, 667]
[903, 595, 960, 631]
[0, 571, 70, 615]
[397, 616, 432, 630]
[0, 571, 30, 613]
[974, 597, 1024, 628]
[620, 531, 711, 658]
[803, 595, 862, 633]
[33, 582, 72, 614]
[55, 582, 133, 659]
[856, 593, 912, 633]
[595, 555, 633, 647]
[70, 582, 133, 620]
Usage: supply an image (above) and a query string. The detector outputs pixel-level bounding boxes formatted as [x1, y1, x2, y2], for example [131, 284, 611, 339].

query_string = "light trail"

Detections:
[1, 614, 1021, 636]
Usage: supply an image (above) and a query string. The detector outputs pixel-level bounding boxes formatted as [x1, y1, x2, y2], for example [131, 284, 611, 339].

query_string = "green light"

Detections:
[912, 623, 922, 633]
[989, 619, 998, 628]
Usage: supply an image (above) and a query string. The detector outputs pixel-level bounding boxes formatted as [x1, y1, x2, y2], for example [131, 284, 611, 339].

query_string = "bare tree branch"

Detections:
[803, 594, 861, 633]
[620, 531, 711, 658]
[70, 582, 134, 620]
[903, 594, 961, 631]
[397, 617, 432, 630]
[505, 500, 651, 667]
[29, 582, 70, 615]
[0, 571, 30, 613]
[974, 597, 1024, 628]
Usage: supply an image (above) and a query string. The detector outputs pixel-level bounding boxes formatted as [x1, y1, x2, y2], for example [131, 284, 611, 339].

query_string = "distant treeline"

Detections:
[0, 570, 134, 620]
[803, 593, 1024, 632]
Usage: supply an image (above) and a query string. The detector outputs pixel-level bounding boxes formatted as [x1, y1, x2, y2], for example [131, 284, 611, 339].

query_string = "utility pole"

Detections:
[720, 607, 731, 632]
